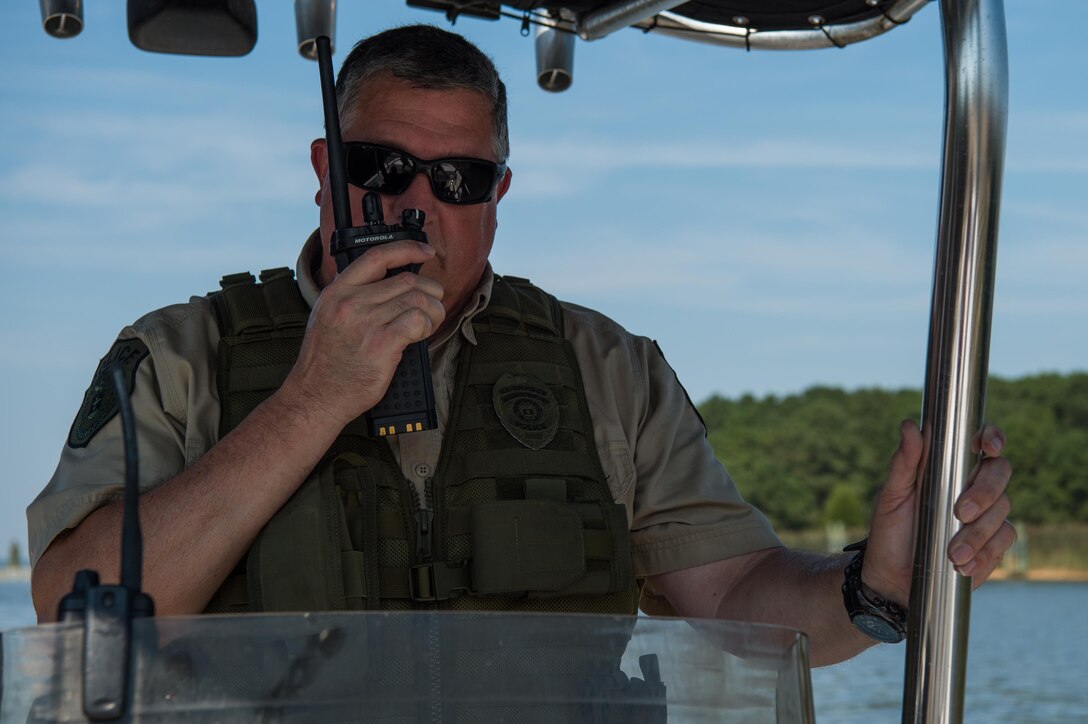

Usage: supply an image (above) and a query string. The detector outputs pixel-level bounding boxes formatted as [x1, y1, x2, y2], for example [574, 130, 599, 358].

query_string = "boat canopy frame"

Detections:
[599, 3, 1010, 719]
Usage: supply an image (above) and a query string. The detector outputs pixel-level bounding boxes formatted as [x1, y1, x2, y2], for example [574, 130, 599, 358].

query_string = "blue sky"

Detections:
[1, 2, 1085, 553]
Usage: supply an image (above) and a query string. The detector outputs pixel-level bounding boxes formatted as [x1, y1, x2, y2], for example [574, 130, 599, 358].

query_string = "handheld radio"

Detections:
[315, 36, 437, 437]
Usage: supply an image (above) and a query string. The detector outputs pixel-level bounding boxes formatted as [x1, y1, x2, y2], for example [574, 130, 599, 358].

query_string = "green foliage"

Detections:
[824, 484, 867, 527]
[699, 373, 1088, 530]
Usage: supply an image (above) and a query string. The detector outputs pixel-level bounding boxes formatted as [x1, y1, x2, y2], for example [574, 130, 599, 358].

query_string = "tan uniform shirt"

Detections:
[28, 232, 781, 588]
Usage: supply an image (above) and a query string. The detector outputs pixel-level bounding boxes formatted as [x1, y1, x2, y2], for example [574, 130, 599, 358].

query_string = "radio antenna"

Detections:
[316, 35, 351, 231]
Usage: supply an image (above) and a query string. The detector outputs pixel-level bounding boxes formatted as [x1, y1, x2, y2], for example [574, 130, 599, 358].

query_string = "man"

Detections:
[28, 25, 1013, 666]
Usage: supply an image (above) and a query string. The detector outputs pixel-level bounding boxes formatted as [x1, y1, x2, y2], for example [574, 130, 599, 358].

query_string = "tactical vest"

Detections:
[204, 268, 638, 615]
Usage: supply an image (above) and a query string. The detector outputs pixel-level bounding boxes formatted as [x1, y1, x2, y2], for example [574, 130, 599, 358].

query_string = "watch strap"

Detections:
[841, 538, 908, 643]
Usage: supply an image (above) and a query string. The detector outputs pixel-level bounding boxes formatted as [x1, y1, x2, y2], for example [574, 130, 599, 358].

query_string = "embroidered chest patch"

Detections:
[492, 373, 559, 450]
[68, 338, 150, 448]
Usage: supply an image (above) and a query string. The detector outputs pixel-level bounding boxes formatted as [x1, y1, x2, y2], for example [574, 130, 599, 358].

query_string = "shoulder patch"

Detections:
[68, 338, 150, 449]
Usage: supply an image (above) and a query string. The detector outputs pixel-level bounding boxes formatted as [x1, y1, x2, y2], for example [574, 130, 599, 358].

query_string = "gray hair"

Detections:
[336, 24, 509, 161]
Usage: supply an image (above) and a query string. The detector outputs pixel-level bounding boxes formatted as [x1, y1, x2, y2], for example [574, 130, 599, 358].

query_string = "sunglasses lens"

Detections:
[345, 144, 501, 204]
[346, 145, 415, 194]
[431, 160, 497, 204]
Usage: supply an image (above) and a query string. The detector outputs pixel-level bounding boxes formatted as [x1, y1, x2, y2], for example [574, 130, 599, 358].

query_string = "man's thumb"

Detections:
[881, 420, 924, 504]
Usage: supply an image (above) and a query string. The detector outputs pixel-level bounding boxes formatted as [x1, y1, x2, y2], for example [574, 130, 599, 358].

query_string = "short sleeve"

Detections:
[26, 299, 221, 567]
[562, 302, 781, 578]
[626, 340, 782, 575]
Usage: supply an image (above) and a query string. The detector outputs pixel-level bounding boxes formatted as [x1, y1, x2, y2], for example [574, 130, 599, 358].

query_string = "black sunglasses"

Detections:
[344, 142, 507, 205]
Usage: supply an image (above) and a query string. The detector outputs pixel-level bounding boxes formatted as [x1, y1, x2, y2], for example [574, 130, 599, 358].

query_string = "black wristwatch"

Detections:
[841, 539, 908, 644]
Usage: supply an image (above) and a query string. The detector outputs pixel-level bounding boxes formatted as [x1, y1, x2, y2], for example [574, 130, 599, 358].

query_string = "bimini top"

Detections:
[40, 1, 932, 56]
[439, 0, 932, 49]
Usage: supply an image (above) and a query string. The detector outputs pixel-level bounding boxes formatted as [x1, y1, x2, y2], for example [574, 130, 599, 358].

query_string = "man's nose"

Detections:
[386, 171, 434, 223]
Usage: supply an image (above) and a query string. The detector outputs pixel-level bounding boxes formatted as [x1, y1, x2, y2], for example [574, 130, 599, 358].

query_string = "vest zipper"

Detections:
[414, 478, 443, 722]
[415, 507, 433, 562]
[410, 477, 435, 563]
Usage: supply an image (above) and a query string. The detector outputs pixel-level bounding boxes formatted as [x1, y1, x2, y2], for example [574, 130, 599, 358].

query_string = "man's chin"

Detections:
[418, 256, 445, 282]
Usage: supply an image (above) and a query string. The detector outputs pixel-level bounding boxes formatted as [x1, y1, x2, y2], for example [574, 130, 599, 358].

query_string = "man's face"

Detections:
[310, 73, 511, 327]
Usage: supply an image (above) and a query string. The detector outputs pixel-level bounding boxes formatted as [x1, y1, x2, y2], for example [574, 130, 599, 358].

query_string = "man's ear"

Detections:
[310, 138, 328, 206]
[495, 167, 513, 203]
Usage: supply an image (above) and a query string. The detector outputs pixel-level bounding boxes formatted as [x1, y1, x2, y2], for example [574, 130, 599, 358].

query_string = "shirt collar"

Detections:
[295, 229, 494, 349]
[296, 229, 324, 309]
[447, 265, 492, 348]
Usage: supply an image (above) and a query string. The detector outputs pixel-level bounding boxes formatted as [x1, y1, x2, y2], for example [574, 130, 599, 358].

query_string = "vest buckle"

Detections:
[409, 562, 473, 602]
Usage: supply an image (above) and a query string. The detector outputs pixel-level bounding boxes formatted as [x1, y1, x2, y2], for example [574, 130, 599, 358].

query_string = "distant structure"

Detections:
[825, 521, 847, 553]
[1000, 524, 1029, 578]
[0, 539, 30, 583]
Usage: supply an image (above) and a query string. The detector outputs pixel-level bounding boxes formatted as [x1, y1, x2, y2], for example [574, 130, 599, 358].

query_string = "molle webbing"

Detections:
[204, 267, 322, 614]
[205, 273, 636, 615]
[432, 275, 638, 614]
[210, 268, 310, 433]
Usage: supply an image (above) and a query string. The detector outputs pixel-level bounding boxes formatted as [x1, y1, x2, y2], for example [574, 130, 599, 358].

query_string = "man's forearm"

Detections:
[715, 548, 878, 667]
[32, 384, 342, 621]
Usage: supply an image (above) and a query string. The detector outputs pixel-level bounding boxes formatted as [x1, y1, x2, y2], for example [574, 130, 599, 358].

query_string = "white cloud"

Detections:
[0, 105, 316, 236]
[504, 122, 1088, 199]
[998, 237, 1088, 281]
[1006, 153, 1088, 175]
[2, 162, 214, 208]
[505, 136, 944, 199]
[1003, 200, 1088, 227]
[514, 137, 937, 174]
[1014, 110, 1088, 134]
[1005, 110, 1088, 173]
[495, 221, 931, 320]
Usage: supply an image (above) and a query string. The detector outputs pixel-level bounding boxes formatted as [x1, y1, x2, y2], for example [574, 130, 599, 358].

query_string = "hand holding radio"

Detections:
[285, 235, 444, 428]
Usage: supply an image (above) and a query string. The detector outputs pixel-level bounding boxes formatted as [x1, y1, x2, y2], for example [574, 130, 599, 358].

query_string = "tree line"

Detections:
[697, 372, 1088, 530]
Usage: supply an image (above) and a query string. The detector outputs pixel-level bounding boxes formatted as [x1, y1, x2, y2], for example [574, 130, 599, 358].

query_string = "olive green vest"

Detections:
[204, 268, 638, 615]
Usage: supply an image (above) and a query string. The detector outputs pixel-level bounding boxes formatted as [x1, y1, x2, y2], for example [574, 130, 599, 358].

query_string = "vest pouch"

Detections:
[470, 500, 633, 599]
[470, 501, 586, 596]
[247, 455, 349, 612]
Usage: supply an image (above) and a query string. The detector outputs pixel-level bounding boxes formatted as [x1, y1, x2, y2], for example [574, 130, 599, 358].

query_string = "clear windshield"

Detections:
[2, 612, 813, 723]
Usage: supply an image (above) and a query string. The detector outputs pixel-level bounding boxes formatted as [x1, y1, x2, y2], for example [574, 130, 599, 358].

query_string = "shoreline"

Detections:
[4, 569, 1087, 584]
[987, 567, 1088, 583]
[0, 567, 30, 584]
[3, 567, 1086, 584]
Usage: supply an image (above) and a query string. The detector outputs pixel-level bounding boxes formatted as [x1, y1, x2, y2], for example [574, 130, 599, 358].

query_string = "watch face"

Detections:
[853, 614, 904, 644]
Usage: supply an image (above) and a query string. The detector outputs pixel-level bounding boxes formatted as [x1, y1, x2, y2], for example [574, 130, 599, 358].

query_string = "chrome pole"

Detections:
[577, 0, 685, 40]
[903, 0, 1007, 722]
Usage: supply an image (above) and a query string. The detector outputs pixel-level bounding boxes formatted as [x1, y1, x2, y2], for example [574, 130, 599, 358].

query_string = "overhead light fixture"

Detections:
[535, 24, 575, 92]
[40, 0, 84, 39]
[295, 0, 336, 61]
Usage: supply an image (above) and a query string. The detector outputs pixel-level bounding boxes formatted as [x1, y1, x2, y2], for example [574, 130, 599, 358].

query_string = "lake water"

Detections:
[811, 582, 1088, 722]
[2, 581, 1085, 721]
